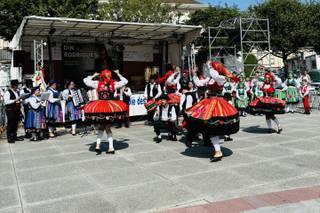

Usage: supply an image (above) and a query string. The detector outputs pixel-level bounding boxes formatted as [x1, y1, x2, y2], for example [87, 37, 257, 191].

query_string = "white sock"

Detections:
[107, 133, 114, 151]
[273, 118, 280, 127]
[96, 130, 104, 147]
[71, 124, 76, 134]
[266, 119, 272, 129]
[49, 127, 54, 133]
[210, 136, 221, 151]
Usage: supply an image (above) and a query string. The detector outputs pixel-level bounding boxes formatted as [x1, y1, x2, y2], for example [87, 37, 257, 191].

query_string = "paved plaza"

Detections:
[0, 111, 319, 213]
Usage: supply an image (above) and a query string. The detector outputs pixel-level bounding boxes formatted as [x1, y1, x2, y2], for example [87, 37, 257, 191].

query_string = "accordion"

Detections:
[71, 89, 89, 107]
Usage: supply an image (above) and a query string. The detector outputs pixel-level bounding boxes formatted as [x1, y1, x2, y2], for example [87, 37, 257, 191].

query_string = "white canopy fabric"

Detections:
[10, 16, 202, 50]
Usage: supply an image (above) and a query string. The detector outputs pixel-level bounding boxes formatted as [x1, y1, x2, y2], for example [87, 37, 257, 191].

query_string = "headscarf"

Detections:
[98, 69, 115, 92]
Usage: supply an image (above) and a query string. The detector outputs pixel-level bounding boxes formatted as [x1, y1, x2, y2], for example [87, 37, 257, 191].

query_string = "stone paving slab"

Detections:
[1, 112, 320, 212]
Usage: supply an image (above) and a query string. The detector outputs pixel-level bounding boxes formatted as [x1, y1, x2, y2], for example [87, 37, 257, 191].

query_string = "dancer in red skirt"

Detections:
[248, 70, 285, 133]
[300, 79, 311, 114]
[83, 69, 128, 154]
[186, 61, 240, 162]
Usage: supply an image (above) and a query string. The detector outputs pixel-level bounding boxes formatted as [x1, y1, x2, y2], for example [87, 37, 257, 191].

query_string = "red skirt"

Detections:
[168, 93, 181, 105]
[83, 100, 129, 123]
[185, 97, 240, 136]
[248, 97, 286, 114]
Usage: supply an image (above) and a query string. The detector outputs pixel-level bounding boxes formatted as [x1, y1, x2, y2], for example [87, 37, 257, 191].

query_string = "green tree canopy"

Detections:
[98, 0, 174, 23]
[250, 0, 308, 69]
[0, 0, 99, 40]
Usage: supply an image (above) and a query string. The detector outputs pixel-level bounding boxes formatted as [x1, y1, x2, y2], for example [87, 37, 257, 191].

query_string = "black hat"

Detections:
[48, 80, 59, 86]
[150, 74, 158, 81]
[10, 79, 20, 87]
[31, 86, 40, 94]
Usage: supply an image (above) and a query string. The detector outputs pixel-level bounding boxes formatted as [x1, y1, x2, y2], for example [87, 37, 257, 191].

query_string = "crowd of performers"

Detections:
[2, 60, 312, 162]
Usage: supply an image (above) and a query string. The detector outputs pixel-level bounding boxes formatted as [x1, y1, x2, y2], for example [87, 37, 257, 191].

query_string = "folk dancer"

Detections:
[83, 69, 129, 154]
[300, 79, 311, 114]
[4, 80, 23, 143]
[186, 61, 240, 162]
[284, 73, 300, 113]
[115, 85, 132, 127]
[61, 81, 83, 135]
[143, 74, 162, 124]
[248, 71, 285, 134]
[25, 86, 46, 141]
[153, 94, 178, 143]
[235, 82, 249, 117]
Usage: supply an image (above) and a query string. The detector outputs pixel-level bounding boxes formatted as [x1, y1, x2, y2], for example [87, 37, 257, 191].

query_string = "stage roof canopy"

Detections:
[10, 16, 202, 49]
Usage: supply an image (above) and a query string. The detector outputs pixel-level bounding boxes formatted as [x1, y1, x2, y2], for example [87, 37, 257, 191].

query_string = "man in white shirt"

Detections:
[144, 74, 162, 124]
[4, 80, 23, 143]
[153, 94, 178, 143]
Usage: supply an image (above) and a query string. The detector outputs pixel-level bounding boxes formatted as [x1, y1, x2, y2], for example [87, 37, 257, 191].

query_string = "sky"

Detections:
[199, 0, 262, 10]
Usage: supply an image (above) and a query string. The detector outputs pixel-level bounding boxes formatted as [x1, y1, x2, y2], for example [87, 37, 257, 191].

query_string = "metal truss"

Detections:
[33, 40, 44, 73]
[208, 17, 271, 76]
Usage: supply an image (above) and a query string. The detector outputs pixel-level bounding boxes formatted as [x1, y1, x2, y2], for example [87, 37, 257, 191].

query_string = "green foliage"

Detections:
[186, 5, 242, 62]
[250, 0, 308, 66]
[98, 0, 174, 23]
[0, 0, 99, 40]
[244, 54, 258, 77]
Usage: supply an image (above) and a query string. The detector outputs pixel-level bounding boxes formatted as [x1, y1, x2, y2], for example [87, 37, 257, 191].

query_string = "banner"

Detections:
[129, 94, 147, 116]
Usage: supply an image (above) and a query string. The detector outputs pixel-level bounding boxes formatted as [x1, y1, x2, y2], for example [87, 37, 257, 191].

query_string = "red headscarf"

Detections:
[98, 69, 115, 92]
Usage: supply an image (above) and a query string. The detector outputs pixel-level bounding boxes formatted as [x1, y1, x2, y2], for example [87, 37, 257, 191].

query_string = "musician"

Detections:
[62, 81, 82, 135]
[83, 69, 128, 154]
[47, 80, 63, 138]
[20, 79, 33, 138]
[4, 80, 23, 143]
[25, 86, 46, 141]
[153, 94, 178, 143]
[144, 74, 162, 124]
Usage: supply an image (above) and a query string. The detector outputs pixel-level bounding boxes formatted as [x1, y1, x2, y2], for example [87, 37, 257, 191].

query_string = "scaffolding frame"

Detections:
[208, 17, 271, 76]
[33, 40, 44, 73]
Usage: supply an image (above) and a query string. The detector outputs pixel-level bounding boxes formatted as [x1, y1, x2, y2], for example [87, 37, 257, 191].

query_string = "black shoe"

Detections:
[8, 139, 15, 143]
[95, 148, 102, 155]
[106, 150, 115, 154]
[171, 135, 177, 141]
[14, 137, 24, 141]
[210, 155, 222, 162]
[30, 137, 38, 142]
[25, 133, 32, 139]
[277, 128, 283, 134]
[156, 136, 162, 143]
[224, 136, 233, 142]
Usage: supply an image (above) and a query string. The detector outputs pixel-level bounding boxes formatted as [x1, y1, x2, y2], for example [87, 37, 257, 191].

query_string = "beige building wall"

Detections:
[251, 49, 284, 69]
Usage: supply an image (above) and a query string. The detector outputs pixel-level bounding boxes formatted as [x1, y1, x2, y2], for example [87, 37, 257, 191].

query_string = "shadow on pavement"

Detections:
[86, 139, 129, 152]
[181, 146, 233, 159]
[242, 125, 276, 134]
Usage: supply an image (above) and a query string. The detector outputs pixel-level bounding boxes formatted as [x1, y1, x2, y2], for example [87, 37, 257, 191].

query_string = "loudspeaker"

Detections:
[13, 50, 25, 67]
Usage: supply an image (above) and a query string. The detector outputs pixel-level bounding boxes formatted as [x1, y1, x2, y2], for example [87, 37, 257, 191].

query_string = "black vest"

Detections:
[182, 91, 197, 111]
[6, 89, 20, 111]
[159, 105, 173, 120]
[147, 83, 159, 100]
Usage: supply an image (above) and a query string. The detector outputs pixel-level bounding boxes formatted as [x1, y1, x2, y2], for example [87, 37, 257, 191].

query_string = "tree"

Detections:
[186, 5, 242, 64]
[244, 54, 258, 77]
[304, 1, 320, 53]
[98, 0, 174, 23]
[0, 0, 99, 40]
[250, 0, 308, 71]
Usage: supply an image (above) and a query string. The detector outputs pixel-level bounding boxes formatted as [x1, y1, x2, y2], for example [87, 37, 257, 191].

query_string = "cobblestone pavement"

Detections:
[0, 111, 319, 213]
